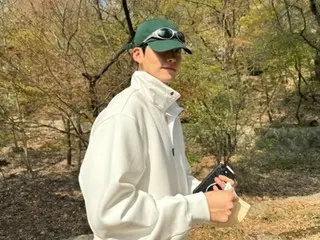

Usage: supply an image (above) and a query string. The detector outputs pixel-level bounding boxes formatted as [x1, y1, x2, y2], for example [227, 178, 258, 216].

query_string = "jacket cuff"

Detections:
[186, 192, 210, 223]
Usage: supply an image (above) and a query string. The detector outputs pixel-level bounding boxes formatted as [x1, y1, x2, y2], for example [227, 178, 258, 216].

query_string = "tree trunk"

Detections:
[21, 131, 33, 176]
[89, 79, 99, 117]
[64, 117, 72, 165]
[315, 50, 320, 81]
[296, 60, 303, 125]
[310, 0, 320, 80]
[76, 115, 83, 171]
[11, 123, 19, 148]
[14, 90, 33, 176]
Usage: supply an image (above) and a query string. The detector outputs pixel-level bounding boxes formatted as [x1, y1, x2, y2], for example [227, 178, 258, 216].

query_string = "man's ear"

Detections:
[132, 47, 144, 64]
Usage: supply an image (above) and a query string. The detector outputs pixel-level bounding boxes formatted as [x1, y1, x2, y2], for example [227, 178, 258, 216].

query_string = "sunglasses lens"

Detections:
[157, 28, 174, 38]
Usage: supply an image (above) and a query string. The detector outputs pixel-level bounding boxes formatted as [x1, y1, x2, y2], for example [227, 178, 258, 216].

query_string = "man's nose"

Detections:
[167, 57, 176, 63]
[167, 52, 177, 62]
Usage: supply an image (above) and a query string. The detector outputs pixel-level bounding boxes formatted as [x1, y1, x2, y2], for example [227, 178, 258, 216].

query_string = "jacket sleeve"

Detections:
[79, 114, 210, 240]
[186, 167, 201, 194]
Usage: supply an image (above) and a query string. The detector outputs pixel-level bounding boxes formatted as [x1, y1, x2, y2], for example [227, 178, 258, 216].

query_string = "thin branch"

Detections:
[258, 73, 282, 125]
[271, 0, 283, 29]
[288, 4, 320, 51]
[310, 0, 320, 26]
[186, 0, 221, 14]
[300, 25, 320, 51]
[283, 0, 293, 32]
[95, 0, 103, 21]
[200, 36, 223, 65]
[97, 48, 126, 79]
[122, 0, 135, 38]
[82, 0, 135, 83]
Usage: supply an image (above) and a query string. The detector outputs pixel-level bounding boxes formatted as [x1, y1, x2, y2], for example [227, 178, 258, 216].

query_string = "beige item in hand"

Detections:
[211, 197, 251, 228]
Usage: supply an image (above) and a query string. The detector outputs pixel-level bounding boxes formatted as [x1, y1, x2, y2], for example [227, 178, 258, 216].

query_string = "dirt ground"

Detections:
[0, 161, 90, 240]
[0, 155, 320, 240]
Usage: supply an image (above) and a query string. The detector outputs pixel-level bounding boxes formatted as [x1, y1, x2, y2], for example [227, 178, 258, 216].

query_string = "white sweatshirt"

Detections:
[79, 71, 210, 240]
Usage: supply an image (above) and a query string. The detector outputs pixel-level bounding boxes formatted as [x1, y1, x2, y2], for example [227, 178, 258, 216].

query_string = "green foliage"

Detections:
[1, 0, 320, 171]
[185, 86, 244, 163]
[185, 152, 201, 164]
[241, 127, 320, 172]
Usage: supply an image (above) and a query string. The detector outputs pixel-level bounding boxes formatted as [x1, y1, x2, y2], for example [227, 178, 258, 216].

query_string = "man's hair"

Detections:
[141, 45, 147, 54]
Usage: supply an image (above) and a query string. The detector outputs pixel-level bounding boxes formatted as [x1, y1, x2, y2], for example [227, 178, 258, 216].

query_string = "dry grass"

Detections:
[188, 195, 320, 239]
[188, 127, 320, 239]
[1, 127, 320, 239]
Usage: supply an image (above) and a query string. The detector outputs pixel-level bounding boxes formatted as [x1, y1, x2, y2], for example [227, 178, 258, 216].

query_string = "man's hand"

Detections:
[204, 176, 238, 222]
[215, 175, 237, 190]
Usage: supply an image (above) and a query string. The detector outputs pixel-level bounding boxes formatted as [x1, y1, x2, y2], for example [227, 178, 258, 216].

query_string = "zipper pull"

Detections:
[172, 148, 175, 156]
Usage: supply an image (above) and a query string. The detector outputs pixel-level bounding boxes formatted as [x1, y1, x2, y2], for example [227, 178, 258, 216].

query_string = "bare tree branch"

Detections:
[123, 0, 135, 38]
[200, 36, 223, 65]
[283, 0, 293, 32]
[186, 0, 221, 14]
[82, 0, 135, 83]
[92, 48, 126, 81]
[95, 0, 103, 21]
[271, 0, 283, 29]
[310, 0, 320, 26]
[280, 3, 320, 51]
[294, 5, 320, 51]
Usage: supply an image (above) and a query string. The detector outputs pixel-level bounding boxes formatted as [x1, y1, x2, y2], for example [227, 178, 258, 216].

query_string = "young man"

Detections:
[79, 18, 249, 240]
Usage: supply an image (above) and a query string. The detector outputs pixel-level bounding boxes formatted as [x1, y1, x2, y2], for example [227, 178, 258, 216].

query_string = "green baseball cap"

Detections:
[131, 18, 192, 54]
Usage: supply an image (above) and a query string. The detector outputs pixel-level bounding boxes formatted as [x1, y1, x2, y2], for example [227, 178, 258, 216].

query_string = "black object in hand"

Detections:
[193, 164, 235, 193]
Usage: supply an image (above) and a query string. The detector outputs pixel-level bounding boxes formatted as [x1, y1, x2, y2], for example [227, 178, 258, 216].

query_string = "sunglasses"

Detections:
[142, 27, 186, 44]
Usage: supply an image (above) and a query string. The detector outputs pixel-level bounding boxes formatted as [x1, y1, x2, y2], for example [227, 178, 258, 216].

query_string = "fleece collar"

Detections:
[131, 71, 181, 113]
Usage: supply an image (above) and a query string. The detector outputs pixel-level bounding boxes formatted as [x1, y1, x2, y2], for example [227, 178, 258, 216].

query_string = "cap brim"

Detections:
[148, 39, 192, 54]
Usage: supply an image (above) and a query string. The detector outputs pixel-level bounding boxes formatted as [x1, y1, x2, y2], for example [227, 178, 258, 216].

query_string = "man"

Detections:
[79, 18, 249, 240]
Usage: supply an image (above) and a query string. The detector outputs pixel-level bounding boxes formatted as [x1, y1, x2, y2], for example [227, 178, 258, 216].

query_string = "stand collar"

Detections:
[131, 71, 181, 112]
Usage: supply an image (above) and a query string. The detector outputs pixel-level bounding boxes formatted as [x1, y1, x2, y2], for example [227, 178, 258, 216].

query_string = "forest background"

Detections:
[0, 0, 320, 240]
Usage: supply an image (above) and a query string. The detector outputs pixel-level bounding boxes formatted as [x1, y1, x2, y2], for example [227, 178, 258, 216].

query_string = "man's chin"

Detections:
[160, 76, 175, 84]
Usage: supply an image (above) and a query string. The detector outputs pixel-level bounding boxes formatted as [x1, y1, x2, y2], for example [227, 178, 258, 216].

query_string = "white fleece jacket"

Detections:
[79, 71, 210, 240]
